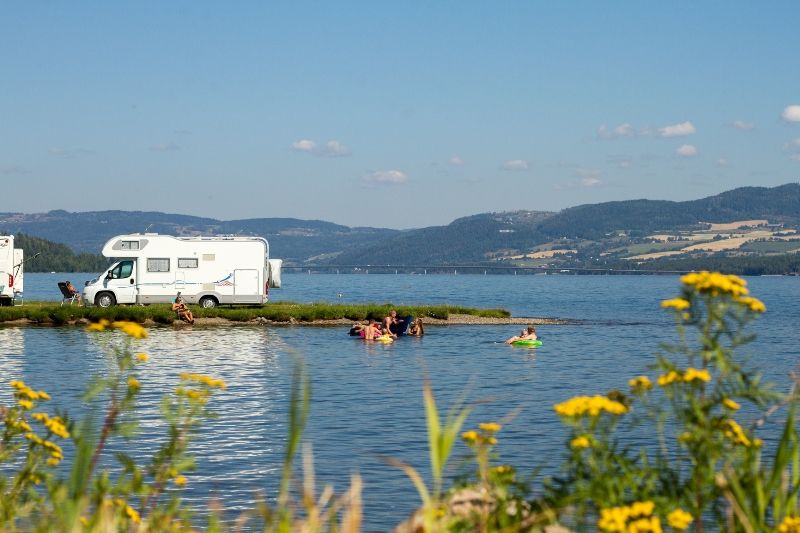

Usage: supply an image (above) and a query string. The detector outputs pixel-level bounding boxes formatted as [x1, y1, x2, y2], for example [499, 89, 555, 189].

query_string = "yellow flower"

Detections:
[680, 271, 748, 297]
[598, 502, 658, 532]
[554, 395, 628, 417]
[657, 371, 680, 386]
[10, 380, 26, 390]
[479, 422, 502, 433]
[660, 298, 690, 310]
[37, 391, 50, 400]
[127, 377, 141, 390]
[734, 295, 766, 313]
[135, 352, 149, 362]
[723, 419, 753, 447]
[461, 430, 479, 443]
[722, 398, 741, 410]
[46, 457, 61, 467]
[18, 399, 33, 410]
[124, 504, 141, 524]
[667, 509, 693, 530]
[112, 321, 148, 339]
[779, 516, 800, 533]
[570, 436, 591, 449]
[174, 475, 187, 487]
[683, 367, 711, 383]
[628, 376, 653, 391]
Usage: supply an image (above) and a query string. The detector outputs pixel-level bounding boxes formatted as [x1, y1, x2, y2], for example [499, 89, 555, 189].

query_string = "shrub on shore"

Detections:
[0, 302, 510, 325]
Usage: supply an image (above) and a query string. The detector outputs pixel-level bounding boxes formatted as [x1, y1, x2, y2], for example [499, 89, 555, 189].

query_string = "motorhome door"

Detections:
[105, 260, 137, 304]
[233, 269, 259, 303]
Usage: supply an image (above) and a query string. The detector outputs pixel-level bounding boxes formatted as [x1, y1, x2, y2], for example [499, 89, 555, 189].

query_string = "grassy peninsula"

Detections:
[0, 302, 511, 326]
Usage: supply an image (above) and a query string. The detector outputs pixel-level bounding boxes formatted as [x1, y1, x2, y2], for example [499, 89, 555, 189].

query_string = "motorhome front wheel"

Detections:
[96, 292, 116, 308]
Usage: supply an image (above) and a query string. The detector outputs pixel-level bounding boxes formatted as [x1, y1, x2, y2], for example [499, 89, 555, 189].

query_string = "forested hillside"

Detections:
[15, 234, 109, 273]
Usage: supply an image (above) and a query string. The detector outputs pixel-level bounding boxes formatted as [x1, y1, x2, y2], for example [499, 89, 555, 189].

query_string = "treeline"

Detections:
[15, 234, 110, 273]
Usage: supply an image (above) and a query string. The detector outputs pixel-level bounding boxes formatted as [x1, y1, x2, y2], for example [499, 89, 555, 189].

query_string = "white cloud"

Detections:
[781, 105, 800, 122]
[574, 168, 601, 186]
[785, 138, 800, 151]
[363, 170, 408, 184]
[791, 154, 800, 162]
[718, 158, 729, 167]
[658, 121, 696, 138]
[676, 144, 698, 157]
[501, 159, 529, 171]
[291, 139, 351, 157]
[597, 122, 635, 139]
[150, 142, 180, 152]
[733, 120, 754, 130]
[449, 155, 464, 166]
[618, 159, 632, 168]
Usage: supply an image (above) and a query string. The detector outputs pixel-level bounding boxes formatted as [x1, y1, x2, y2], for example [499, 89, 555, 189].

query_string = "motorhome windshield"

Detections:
[109, 261, 133, 279]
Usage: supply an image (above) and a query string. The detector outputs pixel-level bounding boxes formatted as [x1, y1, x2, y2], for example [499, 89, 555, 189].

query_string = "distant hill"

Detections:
[327, 183, 800, 265]
[0, 211, 397, 265]
[14, 234, 109, 273]
[3, 183, 800, 271]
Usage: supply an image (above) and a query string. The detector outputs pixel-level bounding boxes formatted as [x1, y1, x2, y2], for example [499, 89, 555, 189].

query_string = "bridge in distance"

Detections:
[281, 264, 693, 275]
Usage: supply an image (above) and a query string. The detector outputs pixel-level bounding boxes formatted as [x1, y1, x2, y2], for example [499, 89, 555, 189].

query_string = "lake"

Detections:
[2, 273, 799, 530]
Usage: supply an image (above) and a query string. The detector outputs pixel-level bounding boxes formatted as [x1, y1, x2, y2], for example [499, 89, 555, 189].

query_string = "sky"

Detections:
[1, 2, 799, 229]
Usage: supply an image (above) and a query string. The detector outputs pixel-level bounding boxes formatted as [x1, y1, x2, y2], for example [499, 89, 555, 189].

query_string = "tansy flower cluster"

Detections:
[597, 501, 662, 532]
[657, 368, 711, 386]
[24, 432, 65, 466]
[666, 509, 694, 530]
[86, 319, 148, 339]
[723, 419, 761, 448]
[680, 271, 748, 297]
[462, 422, 502, 446]
[733, 295, 767, 313]
[554, 395, 628, 417]
[570, 436, 591, 449]
[628, 376, 653, 392]
[779, 516, 800, 533]
[179, 373, 226, 389]
[660, 298, 690, 311]
[31, 412, 70, 439]
[10, 380, 50, 410]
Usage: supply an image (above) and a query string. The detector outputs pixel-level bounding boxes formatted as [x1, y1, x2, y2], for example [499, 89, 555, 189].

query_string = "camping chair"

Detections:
[58, 282, 79, 306]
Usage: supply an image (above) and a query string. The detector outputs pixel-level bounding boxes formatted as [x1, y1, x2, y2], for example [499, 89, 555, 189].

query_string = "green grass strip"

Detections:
[0, 301, 510, 324]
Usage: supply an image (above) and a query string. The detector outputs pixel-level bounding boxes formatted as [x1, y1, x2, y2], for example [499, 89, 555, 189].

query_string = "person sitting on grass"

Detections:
[65, 281, 81, 302]
[505, 326, 537, 344]
[171, 292, 195, 325]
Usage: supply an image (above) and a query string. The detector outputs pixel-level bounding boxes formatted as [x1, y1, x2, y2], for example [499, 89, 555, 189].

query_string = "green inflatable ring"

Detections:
[511, 339, 542, 347]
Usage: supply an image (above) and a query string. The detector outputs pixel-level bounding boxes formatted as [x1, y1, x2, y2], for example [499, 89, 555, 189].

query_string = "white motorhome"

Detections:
[83, 234, 282, 308]
[0, 235, 24, 306]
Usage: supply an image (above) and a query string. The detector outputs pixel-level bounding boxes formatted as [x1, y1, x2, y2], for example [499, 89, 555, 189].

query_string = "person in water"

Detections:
[505, 326, 537, 344]
[362, 320, 381, 340]
[408, 318, 425, 336]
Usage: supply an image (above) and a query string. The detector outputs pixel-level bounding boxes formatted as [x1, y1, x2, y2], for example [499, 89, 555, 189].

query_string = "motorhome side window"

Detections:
[120, 240, 139, 250]
[110, 261, 134, 278]
[147, 258, 170, 272]
[177, 258, 198, 269]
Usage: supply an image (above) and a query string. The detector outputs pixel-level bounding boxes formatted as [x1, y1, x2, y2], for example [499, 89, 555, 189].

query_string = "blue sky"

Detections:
[2, 2, 799, 228]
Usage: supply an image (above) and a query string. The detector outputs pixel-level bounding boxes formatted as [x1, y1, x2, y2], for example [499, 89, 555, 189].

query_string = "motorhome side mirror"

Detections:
[105, 272, 113, 280]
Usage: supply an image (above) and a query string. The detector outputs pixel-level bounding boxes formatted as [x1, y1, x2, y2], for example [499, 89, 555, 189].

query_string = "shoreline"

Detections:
[0, 313, 578, 328]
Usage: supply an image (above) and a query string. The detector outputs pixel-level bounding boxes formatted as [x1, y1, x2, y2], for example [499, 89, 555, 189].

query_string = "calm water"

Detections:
[3, 273, 800, 530]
